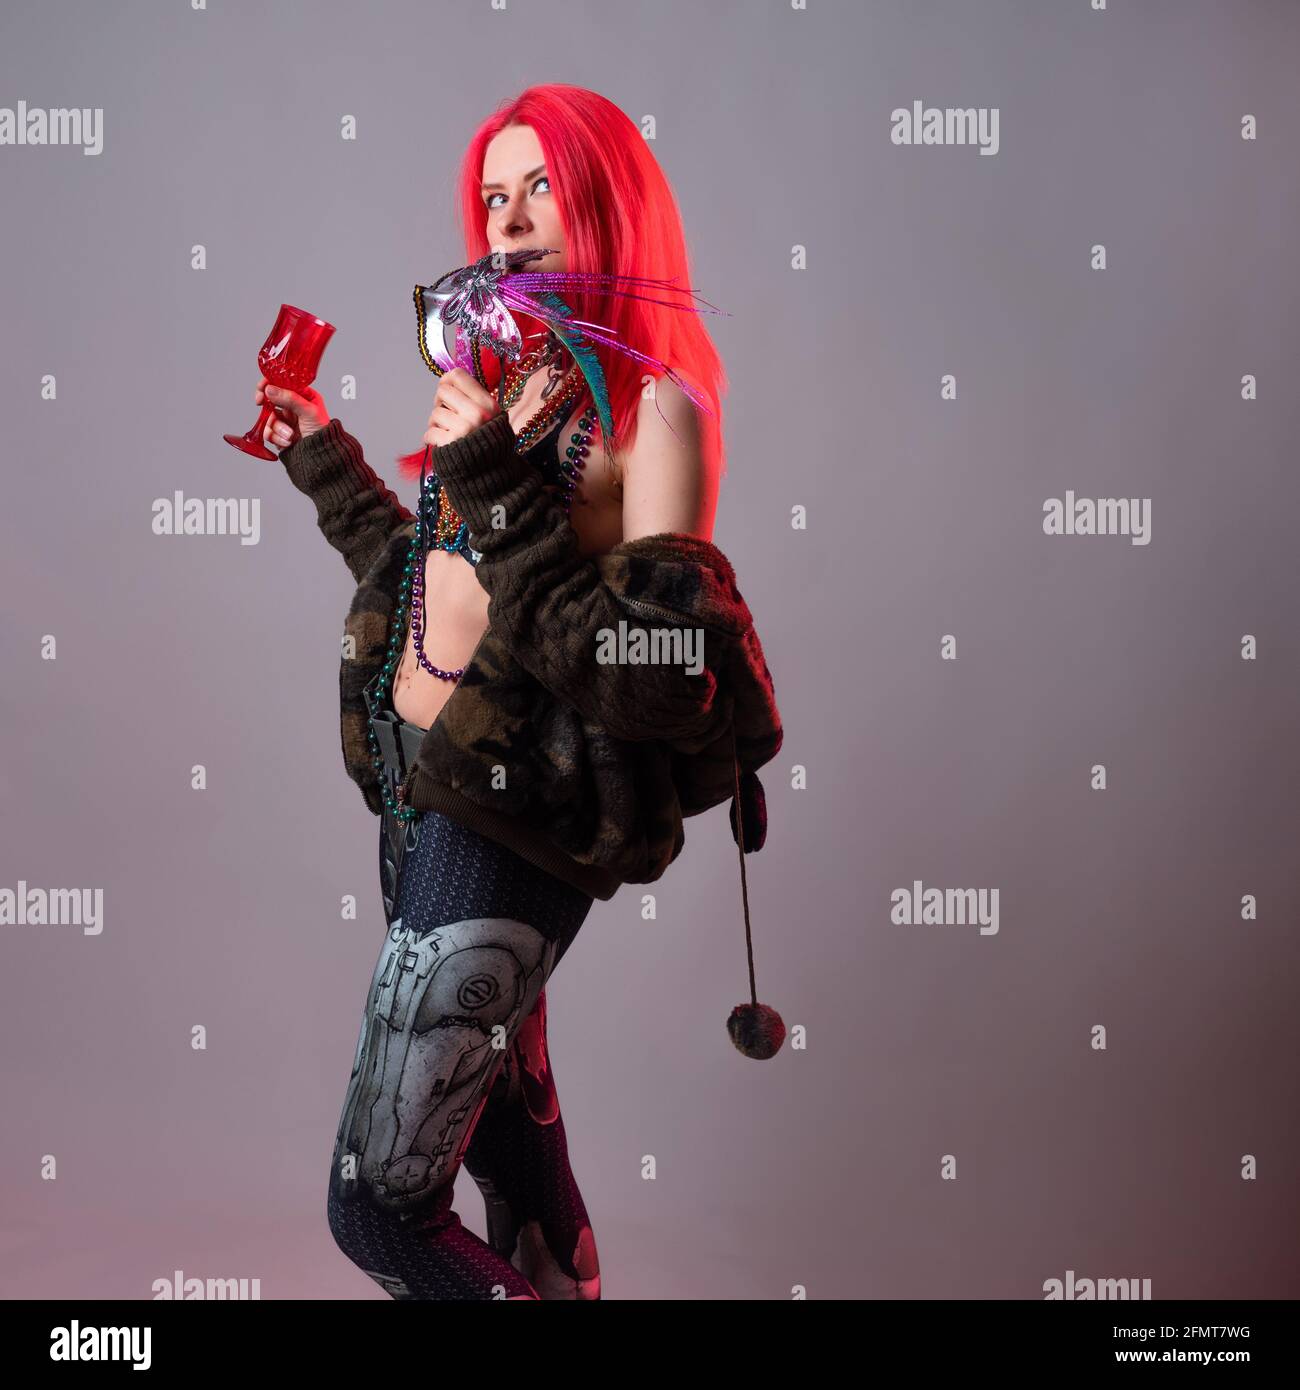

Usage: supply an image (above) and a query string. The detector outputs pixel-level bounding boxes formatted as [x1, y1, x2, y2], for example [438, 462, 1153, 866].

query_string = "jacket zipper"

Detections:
[619, 593, 741, 637]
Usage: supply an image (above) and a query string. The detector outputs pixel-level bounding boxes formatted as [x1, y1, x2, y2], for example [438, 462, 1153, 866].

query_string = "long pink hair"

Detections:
[398, 83, 726, 483]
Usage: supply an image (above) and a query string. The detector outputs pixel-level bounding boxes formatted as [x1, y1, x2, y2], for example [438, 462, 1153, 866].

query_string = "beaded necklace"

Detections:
[369, 352, 600, 823]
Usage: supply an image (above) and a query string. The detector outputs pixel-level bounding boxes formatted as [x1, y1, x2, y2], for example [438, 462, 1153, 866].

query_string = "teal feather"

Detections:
[530, 291, 615, 448]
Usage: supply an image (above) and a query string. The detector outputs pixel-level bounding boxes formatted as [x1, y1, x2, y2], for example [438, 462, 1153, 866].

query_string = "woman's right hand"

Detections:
[422, 367, 501, 448]
[255, 375, 330, 451]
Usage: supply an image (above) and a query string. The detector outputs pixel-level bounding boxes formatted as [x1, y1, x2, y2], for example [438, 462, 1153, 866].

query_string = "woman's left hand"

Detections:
[423, 367, 501, 448]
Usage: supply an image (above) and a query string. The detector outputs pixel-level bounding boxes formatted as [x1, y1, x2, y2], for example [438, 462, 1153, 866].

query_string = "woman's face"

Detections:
[480, 123, 567, 274]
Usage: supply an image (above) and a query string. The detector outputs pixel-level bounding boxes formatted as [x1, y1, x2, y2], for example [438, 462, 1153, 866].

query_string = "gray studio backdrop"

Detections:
[1, 0, 1297, 1299]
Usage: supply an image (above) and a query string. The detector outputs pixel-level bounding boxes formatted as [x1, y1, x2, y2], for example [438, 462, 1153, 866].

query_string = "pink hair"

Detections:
[397, 83, 727, 484]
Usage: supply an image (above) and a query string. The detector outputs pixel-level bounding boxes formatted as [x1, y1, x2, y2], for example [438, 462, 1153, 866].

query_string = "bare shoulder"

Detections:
[615, 376, 710, 482]
[611, 374, 718, 542]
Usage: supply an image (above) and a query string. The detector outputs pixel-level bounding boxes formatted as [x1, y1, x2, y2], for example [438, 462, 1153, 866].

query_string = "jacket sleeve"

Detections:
[432, 413, 726, 744]
[277, 418, 414, 585]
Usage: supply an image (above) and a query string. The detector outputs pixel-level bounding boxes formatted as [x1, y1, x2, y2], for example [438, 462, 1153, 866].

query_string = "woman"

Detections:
[260, 84, 781, 1301]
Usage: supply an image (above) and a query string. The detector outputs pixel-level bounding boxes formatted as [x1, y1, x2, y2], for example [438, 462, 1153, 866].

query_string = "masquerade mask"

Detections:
[414, 248, 725, 449]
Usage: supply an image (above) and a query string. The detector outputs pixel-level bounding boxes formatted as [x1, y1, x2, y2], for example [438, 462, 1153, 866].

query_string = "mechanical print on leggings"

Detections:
[327, 806, 596, 1300]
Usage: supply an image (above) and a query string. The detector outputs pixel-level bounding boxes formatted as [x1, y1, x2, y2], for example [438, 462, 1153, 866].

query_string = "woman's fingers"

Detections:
[430, 373, 500, 446]
[427, 392, 469, 440]
[260, 399, 297, 448]
[254, 378, 326, 448]
[424, 402, 458, 446]
[443, 367, 498, 413]
[440, 369, 500, 419]
[422, 368, 502, 448]
[265, 384, 307, 415]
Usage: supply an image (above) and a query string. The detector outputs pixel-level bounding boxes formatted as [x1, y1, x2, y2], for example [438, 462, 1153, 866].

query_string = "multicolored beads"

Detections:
[367, 399, 601, 824]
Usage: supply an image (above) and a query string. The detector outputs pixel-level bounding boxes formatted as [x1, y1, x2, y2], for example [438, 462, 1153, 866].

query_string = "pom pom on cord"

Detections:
[726, 725, 785, 1059]
[727, 1003, 786, 1061]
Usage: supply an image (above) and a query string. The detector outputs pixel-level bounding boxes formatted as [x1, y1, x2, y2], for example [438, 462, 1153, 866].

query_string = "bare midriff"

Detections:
[389, 377, 625, 730]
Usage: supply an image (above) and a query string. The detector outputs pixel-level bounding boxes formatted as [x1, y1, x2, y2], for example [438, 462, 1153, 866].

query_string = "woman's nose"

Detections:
[500, 204, 530, 237]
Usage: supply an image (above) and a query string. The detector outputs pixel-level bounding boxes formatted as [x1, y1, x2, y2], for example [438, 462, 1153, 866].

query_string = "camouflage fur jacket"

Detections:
[278, 412, 783, 901]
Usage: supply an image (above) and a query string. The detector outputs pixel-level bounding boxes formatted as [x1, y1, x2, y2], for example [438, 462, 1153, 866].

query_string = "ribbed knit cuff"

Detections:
[278, 418, 375, 508]
[430, 413, 534, 536]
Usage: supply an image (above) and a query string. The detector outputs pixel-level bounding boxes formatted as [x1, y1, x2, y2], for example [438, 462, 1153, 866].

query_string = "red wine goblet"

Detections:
[224, 304, 336, 459]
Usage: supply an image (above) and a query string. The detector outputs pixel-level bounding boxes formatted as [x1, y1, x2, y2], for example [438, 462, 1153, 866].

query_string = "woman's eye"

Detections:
[485, 176, 548, 211]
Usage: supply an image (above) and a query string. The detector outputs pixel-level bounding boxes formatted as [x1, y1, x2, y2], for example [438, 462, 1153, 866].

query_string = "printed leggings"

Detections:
[326, 806, 599, 1300]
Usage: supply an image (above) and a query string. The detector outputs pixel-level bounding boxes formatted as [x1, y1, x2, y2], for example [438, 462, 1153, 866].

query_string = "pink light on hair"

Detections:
[398, 83, 727, 484]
